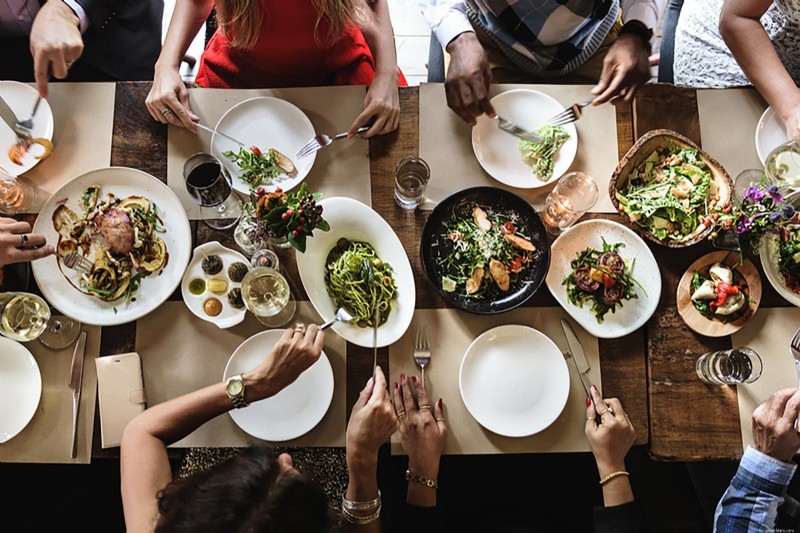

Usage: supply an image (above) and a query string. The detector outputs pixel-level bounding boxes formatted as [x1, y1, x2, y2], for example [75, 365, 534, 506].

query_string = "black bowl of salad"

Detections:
[610, 129, 734, 248]
[420, 187, 551, 314]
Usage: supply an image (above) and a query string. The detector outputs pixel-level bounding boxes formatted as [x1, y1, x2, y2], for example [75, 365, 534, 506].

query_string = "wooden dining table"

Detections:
[6, 80, 784, 464]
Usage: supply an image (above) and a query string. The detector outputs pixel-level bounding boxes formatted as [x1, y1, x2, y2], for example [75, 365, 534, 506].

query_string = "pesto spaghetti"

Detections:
[324, 239, 397, 327]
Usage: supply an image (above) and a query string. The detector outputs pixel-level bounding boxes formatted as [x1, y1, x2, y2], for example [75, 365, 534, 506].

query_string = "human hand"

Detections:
[0, 217, 54, 267]
[348, 70, 399, 138]
[779, 105, 800, 142]
[392, 373, 446, 479]
[243, 324, 324, 400]
[752, 388, 800, 463]
[346, 366, 398, 471]
[145, 66, 199, 132]
[591, 34, 651, 105]
[585, 385, 636, 476]
[444, 32, 495, 125]
[29, 0, 83, 98]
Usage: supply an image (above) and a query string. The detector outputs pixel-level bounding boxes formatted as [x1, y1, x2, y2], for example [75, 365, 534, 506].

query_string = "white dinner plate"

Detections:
[32, 167, 192, 326]
[0, 337, 42, 443]
[211, 97, 316, 195]
[545, 219, 661, 339]
[471, 89, 578, 189]
[459, 325, 569, 437]
[0, 81, 54, 177]
[181, 241, 249, 329]
[297, 197, 415, 347]
[760, 233, 800, 307]
[223, 330, 334, 441]
[756, 106, 789, 166]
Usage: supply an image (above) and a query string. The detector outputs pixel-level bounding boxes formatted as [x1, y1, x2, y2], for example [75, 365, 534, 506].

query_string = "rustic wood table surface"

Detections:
[6, 81, 782, 463]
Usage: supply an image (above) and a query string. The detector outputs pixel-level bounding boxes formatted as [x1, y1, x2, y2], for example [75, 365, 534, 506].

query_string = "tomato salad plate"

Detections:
[545, 219, 661, 339]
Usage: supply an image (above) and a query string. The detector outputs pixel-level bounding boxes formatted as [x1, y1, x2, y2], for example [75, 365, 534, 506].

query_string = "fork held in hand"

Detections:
[547, 98, 594, 127]
[296, 126, 369, 160]
[63, 252, 93, 274]
[790, 327, 800, 387]
[414, 324, 431, 385]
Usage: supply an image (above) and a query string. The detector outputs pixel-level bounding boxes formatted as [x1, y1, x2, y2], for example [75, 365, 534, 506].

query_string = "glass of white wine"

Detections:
[0, 291, 50, 342]
[241, 266, 296, 328]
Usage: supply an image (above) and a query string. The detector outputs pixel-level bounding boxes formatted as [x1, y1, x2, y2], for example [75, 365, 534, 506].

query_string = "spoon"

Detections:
[320, 307, 354, 330]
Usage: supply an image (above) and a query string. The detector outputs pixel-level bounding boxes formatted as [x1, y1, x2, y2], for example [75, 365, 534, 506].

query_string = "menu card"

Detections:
[23, 83, 115, 213]
[135, 301, 346, 447]
[696, 88, 765, 178]
[418, 83, 619, 213]
[166, 86, 372, 219]
[389, 307, 601, 455]
[731, 307, 799, 452]
[0, 325, 101, 464]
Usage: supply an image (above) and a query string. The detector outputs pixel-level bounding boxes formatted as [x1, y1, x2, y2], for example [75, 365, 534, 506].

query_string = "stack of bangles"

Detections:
[341, 490, 381, 525]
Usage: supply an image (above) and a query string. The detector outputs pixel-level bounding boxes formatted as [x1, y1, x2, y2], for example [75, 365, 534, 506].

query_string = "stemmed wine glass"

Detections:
[0, 291, 81, 348]
[183, 152, 242, 230]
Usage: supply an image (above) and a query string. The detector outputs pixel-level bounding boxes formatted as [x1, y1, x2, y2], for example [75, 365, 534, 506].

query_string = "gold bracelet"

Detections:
[342, 490, 381, 512]
[599, 470, 630, 486]
[341, 503, 381, 525]
[406, 469, 438, 490]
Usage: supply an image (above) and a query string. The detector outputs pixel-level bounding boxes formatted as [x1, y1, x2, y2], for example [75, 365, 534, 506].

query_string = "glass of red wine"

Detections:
[183, 153, 242, 230]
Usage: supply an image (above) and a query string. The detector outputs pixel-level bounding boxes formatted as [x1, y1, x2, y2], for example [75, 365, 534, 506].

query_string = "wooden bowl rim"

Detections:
[609, 129, 734, 249]
[676, 250, 762, 337]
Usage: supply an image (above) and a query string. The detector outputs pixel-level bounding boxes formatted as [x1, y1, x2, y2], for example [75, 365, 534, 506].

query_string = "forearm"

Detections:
[343, 455, 381, 533]
[157, 0, 213, 70]
[598, 463, 634, 507]
[720, 1, 800, 120]
[359, 0, 398, 76]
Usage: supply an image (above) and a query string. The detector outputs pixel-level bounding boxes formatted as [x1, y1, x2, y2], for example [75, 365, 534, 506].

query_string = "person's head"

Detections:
[155, 446, 334, 533]
[215, 0, 370, 49]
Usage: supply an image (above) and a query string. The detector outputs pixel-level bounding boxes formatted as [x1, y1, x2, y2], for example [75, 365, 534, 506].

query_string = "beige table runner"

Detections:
[135, 301, 346, 447]
[697, 88, 766, 179]
[23, 83, 115, 213]
[0, 325, 100, 464]
[418, 83, 619, 213]
[389, 307, 600, 455]
[167, 86, 371, 219]
[731, 307, 799, 452]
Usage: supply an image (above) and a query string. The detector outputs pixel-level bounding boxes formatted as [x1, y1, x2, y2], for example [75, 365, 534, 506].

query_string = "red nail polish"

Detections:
[401, 373, 406, 380]
[412, 375, 417, 383]
[437, 398, 442, 408]
[586, 397, 591, 407]
[394, 382, 398, 389]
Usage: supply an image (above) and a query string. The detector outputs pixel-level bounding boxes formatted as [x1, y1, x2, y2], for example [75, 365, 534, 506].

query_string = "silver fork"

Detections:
[790, 327, 800, 386]
[62, 252, 93, 274]
[413, 324, 431, 384]
[296, 126, 369, 159]
[493, 115, 542, 142]
[17, 95, 42, 132]
[547, 98, 594, 127]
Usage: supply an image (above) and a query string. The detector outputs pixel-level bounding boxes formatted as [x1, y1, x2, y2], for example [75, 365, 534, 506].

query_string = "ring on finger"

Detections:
[436, 417, 445, 422]
[161, 107, 173, 117]
[419, 404, 431, 411]
[293, 323, 306, 335]
[397, 411, 407, 418]
[19, 233, 28, 247]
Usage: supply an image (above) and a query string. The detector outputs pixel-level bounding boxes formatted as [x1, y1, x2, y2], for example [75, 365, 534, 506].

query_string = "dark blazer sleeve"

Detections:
[593, 501, 645, 533]
[396, 503, 445, 533]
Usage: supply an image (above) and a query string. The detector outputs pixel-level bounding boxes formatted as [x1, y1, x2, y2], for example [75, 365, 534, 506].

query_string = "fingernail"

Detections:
[400, 373, 405, 380]
[586, 397, 591, 407]
[437, 398, 443, 408]
[394, 382, 398, 390]
[591, 385, 597, 392]
[411, 376, 417, 383]
[367, 377, 373, 386]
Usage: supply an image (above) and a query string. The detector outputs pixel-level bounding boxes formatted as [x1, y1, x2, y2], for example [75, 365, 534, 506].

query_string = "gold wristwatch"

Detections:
[225, 374, 248, 409]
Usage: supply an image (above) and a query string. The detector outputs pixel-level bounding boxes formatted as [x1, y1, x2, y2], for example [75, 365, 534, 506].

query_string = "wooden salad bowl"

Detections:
[609, 129, 734, 248]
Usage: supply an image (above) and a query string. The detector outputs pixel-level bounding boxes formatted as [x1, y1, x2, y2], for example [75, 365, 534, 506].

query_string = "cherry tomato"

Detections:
[602, 273, 616, 289]
[509, 256, 523, 273]
[250, 146, 262, 156]
[501, 222, 516, 235]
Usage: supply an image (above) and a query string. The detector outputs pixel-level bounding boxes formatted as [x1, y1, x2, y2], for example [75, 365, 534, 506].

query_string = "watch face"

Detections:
[227, 378, 243, 396]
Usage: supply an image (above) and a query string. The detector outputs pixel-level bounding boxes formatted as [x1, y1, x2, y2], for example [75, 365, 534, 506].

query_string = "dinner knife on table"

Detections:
[68, 331, 87, 459]
[560, 318, 593, 402]
[0, 96, 30, 140]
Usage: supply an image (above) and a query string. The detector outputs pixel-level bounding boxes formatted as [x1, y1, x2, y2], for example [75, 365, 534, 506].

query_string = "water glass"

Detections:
[394, 156, 430, 209]
[696, 347, 763, 385]
[734, 169, 770, 202]
[542, 171, 598, 234]
[183, 153, 242, 230]
[240, 266, 296, 328]
[0, 174, 36, 215]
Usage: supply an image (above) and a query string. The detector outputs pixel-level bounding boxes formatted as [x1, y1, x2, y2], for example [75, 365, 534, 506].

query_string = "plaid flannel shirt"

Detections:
[714, 446, 797, 533]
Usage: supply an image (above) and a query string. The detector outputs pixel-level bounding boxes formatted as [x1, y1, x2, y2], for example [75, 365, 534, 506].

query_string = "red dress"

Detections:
[196, 0, 406, 88]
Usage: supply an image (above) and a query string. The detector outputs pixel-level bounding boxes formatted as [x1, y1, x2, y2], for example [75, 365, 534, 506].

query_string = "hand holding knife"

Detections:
[560, 318, 595, 404]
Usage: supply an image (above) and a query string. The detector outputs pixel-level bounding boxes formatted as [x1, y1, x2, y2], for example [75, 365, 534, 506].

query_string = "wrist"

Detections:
[596, 461, 627, 478]
[242, 368, 276, 401]
[408, 460, 440, 480]
[446, 31, 478, 54]
[347, 451, 378, 477]
[58, 0, 80, 27]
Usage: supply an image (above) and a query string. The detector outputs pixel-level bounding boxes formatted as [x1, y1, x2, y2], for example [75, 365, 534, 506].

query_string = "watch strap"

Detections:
[227, 374, 248, 409]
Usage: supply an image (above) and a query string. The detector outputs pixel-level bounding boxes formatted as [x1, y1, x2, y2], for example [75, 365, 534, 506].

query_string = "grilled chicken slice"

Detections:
[504, 233, 536, 251]
[472, 207, 492, 232]
[488, 259, 510, 291]
[466, 265, 485, 294]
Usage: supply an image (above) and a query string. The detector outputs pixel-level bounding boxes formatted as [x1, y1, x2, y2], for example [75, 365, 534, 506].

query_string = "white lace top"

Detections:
[673, 0, 800, 88]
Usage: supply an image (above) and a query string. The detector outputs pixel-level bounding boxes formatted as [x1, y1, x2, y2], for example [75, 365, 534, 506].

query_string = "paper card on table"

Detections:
[697, 88, 765, 178]
[135, 301, 346, 447]
[389, 307, 600, 455]
[23, 83, 115, 213]
[731, 307, 799, 452]
[0, 326, 100, 464]
[418, 83, 618, 213]
[166, 86, 371, 219]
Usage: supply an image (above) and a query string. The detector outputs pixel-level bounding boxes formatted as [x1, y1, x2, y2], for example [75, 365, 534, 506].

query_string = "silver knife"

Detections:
[0, 96, 29, 140]
[494, 115, 544, 143]
[68, 331, 87, 458]
[560, 319, 593, 400]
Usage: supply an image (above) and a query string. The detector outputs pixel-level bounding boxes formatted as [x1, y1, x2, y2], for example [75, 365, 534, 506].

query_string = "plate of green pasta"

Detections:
[297, 197, 415, 347]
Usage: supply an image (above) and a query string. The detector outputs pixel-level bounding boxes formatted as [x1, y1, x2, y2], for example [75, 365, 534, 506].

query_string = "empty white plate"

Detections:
[459, 325, 569, 437]
[756, 106, 788, 166]
[223, 330, 334, 442]
[0, 337, 42, 443]
[471, 89, 578, 189]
